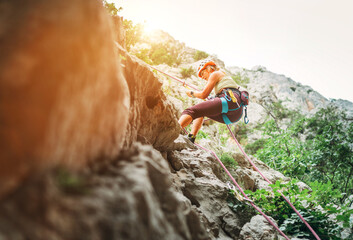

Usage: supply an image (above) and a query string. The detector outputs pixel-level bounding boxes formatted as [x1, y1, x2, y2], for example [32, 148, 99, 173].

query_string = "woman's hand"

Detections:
[186, 91, 193, 98]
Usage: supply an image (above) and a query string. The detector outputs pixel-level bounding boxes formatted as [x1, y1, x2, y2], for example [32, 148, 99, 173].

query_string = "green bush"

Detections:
[246, 105, 353, 238]
[131, 42, 182, 66]
[239, 179, 352, 239]
[180, 67, 195, 79]
[193, 50, 209, 61]
[220, 152, 238, 168]
[102, 0, 122, 16]
[133, 48, 152, 65]
[197, 129, 209, 139]
[245, 138, 267, 155]
[123, 19, 144, 51]
[150, 46, 170, 65]
[255, 119, 309, 177]
[147, 43, 182, 66]
[256, 106, 353, 201]
[231, 72, 250, 87]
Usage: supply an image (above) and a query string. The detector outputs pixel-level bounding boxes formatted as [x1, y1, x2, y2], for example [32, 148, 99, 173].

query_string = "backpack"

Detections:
[240, 91, 249, 106]
[238, 89, 249, 124]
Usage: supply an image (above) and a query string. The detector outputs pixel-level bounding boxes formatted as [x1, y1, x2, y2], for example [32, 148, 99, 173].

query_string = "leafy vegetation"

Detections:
[231, 72, 250, 87]
[193, 50, 209, 61]
[102, 1, 144, 52]
[149, 42, 182, 66]
[123, 19, 144, 51]
[258, 98, 302, 125]
[180, 67, 195, 79]
[221, 152, 238, 168]
[131, 42, 182, 66]
[102, 0, 122, 16]
[256, 106, 353, 201]
[197, 129, 210, 139]
[245, 138, 267, 155]
[256, 119, 309, 177]
[235, 104, 353, 239]
[133, 48, 153, 64]
[228, 179, 353, 239]
[304, 107, 353, 197]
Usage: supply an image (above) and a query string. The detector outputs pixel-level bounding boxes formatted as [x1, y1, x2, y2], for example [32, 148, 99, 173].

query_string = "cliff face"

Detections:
[118, 45, 180, 151]
[0, 2, 312, 240]
[0, 0, 129, 197]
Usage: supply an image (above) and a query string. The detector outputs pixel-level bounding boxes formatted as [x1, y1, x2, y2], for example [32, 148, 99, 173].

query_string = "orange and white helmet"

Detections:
[197, 59, 217, 78]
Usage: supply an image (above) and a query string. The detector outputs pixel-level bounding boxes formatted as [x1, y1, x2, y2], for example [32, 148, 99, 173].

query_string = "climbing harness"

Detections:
[228, 89, 237, 103]
[148, 65, 321, 240]
[219, 88, 249, 125]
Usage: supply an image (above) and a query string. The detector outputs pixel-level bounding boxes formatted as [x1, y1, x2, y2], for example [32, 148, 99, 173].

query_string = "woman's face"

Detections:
[200, 67, 210, 80]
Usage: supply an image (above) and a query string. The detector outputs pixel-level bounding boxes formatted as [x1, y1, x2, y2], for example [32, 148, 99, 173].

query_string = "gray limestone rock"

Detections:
[240, 215, 279, 240]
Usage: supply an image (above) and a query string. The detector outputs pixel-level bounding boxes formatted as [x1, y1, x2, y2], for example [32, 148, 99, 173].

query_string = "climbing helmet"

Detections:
[197, 59, 216, 78]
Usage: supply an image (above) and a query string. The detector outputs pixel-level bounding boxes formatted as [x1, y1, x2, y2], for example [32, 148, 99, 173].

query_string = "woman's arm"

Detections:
[187, 71, 224, 99]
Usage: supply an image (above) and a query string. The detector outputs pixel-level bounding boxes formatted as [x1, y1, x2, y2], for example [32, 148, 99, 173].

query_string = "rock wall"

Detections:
[0, 136, 284, 240]
[117, 45, 180, 151]
[112, 15, 126, 47]
[0, 143, 210, 240]
[0, 0, 129, 197]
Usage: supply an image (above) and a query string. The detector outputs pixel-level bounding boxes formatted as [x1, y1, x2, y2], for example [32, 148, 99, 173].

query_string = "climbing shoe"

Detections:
[188, 133, 196, 143]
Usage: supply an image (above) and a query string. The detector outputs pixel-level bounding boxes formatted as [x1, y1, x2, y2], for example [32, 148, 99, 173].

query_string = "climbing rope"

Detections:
[149, 65, 322, 240]
[150, 66, 199, 91]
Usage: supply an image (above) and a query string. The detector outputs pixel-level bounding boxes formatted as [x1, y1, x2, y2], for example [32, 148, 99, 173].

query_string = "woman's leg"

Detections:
[179, 93, 243, 133]
[191, 117, 204, 135]
[178, 114, 193, 128]
[179, 98, 221, 135]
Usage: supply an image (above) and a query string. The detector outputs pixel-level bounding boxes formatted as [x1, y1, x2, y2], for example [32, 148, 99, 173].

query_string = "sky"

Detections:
[115, 0, 353, 102]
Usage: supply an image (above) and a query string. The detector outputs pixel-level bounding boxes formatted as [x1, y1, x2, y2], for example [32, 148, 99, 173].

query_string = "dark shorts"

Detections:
[181, 91, 243, 124]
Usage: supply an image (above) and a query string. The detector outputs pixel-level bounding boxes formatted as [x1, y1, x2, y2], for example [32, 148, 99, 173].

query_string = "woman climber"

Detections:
[178, 59, 248, 143]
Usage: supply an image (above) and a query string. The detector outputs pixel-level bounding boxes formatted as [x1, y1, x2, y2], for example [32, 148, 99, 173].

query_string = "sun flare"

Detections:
[143, 21, 160, 35]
